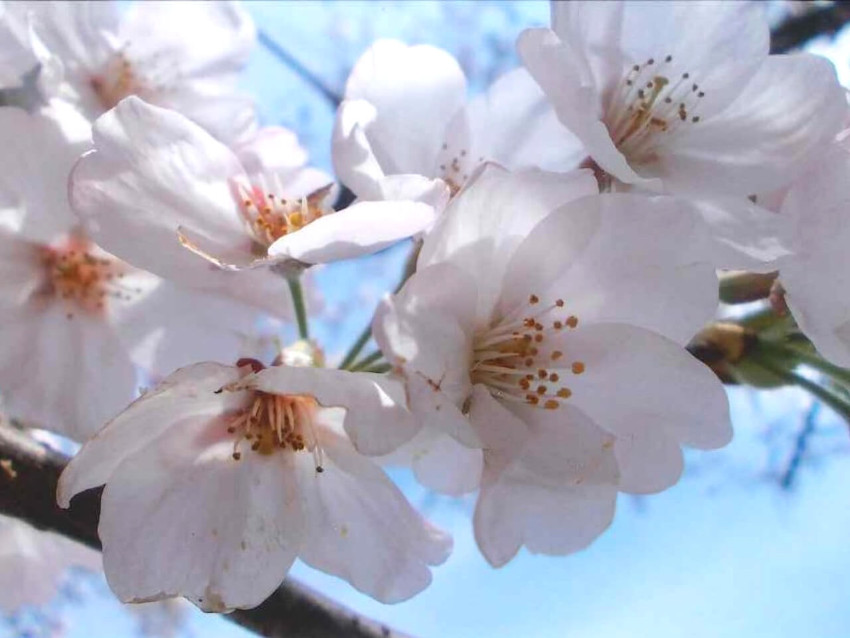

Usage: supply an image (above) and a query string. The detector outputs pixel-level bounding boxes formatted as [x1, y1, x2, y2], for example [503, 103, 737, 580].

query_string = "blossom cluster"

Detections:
[1, 0, 848, 617]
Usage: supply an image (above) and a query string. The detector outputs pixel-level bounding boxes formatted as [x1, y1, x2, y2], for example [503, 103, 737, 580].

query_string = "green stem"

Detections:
[350, 350, 384, 372]
[772, 342, 850, 387]
[287, 276, 309, 340]
[750, 351, 850, 421]
[338, 240, 420, 370]
[339, 324, 372, 370]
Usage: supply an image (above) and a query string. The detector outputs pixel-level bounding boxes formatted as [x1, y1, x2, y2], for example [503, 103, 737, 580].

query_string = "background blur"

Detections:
[4, 2, 850, 637]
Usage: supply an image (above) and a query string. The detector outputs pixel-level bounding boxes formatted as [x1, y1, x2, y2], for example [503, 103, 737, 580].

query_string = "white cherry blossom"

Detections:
[12, 0, 256, 143]
[0, 105, 266, 439]
[333, 39, 580, 207]
[70, 97, 437, 287]
[518, 1, 845, 198]
[373, 165, 731, 565]
[774, 134, 850, 368]
[58, 360, 449, 611]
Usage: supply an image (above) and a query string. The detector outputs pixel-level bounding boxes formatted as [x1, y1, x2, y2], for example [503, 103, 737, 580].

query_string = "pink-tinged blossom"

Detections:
[70, 97, 437, 293]
[0, 105, 263, 439]
[332, 39, 580, 208]
[374, 165, 731, 566]
[11, 0, 257, 143]
[518, 1, 845, 198]
[58, 361, 449, 611]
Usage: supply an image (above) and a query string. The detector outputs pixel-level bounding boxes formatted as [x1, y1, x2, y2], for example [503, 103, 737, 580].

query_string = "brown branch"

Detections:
[0, 424, 406, 638]
[770, 2, 850, 53]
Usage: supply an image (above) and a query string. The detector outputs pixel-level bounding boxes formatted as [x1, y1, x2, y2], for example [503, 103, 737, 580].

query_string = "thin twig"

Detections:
[258, 30, 341, 106]
[781, 402, 820, 489]
[0, 424, 406, 638]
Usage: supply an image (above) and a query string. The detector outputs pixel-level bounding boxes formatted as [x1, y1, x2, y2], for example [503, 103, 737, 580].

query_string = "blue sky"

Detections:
[5, 2, 850, 637]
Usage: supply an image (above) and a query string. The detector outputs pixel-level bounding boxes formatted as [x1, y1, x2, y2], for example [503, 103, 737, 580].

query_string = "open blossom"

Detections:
[0, 105, 266, 439]
[333, 39, 581, 208]
[58, 360, 449, 611]
[773, 134, 850, 368]
[374, 165, 731, 566]
[8, 0, 256, 143]
[518, 1, 845, 197]
[0, 514, 100, 613]
[70, 97, 437, 289]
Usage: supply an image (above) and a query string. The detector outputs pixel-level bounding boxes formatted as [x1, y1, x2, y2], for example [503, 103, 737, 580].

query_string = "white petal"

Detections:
[344, 39, 466, 177]
[565, 322, 733, 450]
[613, 423, 684, 494]
[501, 194, 718, 345]
[116, 280, 264, 378]
[464, 67, 585, 173]
[267, 200, 436, 265]
[24, 0, 119, 80]
[685, 196, 791, 271]
[242, 366, 419, 457]
[661, 54, 845, 197]
[419, 163, 598, 321]
[381, 428, 483, 496]
[0, 105, 89, 243]
[372, 263, 479, 446]
[235, 126, 308, 175]
[473, 406, 618, 567]
[779, 141, 850, 367]
[0, 304, 137, 441]
[332, 99, 386, 200]
[58, 362, 244, 506]
[99, 417, 302, 611]
[296, 427, 452, 603]
[467, 385, 530, 484]
[373, 174, 451, 212]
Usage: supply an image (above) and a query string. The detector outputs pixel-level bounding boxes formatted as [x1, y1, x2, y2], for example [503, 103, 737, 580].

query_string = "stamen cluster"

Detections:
[472, 294, 584, 411]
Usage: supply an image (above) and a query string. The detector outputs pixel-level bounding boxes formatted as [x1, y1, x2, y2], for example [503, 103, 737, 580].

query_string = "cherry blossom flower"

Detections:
[0, 105, 266, 439]
[333, 39, 580, 207]
[517, 1, 845, 198]
[0, 514, 100, 613]
[373, 165, 731, 566]
[11, 0, 256, 143]
[774, 134, 850, 368]
[58, 360, 449, 611]
[70, 97, 437, 286]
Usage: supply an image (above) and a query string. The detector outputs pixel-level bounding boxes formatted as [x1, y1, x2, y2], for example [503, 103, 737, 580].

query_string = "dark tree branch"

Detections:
[771, 2, 850, 53]
[0, 423, 406, 638]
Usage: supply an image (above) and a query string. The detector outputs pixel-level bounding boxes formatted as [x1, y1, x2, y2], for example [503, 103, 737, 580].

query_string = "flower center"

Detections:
[470, 294, 585, 410]
[605, 55, 704, 162]
[90, 51, 151, 111]
[39, 236, 136, 319]
[227, 390, 324, 471]
[436, 143, 483, 197]
[235, 179, 329, 248]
